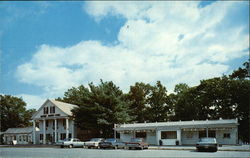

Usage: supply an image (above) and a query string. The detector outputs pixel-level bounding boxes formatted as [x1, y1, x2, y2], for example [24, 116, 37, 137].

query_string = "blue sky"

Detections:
[0, 1, 249, 109]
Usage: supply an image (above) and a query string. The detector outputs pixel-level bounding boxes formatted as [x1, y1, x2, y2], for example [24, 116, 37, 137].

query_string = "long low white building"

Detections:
[114, 119, 239, 145]
[3, 127, 39, 144]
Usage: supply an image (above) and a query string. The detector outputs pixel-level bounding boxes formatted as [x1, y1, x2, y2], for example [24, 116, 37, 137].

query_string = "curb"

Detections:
[148, 147, 250, 152]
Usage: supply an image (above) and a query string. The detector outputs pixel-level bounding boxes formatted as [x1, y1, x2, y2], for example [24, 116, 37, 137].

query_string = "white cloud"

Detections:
[16, 1, 249, 100]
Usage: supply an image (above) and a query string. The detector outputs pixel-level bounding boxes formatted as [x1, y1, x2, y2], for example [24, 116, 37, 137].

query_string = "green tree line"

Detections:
[0, 63, 249, 143]
[0, 95, 36, 131]
[58, 63, 249, 142]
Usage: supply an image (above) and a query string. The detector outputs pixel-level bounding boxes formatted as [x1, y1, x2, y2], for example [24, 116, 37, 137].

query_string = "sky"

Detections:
[0, 1, 249, 110]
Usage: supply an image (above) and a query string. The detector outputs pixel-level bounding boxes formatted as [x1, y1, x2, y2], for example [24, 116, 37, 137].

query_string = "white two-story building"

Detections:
[31, 99, 78, 144]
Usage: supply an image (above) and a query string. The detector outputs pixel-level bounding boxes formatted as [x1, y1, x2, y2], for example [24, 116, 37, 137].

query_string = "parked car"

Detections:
[196, 137, 218, 152]
[125, 138, 149, 150]
[99, 138, 126, 149]
[56, 138, 85, 148]
[84, 138, 104, 148]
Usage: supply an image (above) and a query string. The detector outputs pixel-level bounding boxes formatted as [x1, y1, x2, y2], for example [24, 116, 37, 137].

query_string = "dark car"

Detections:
[125, 138, 149, 150]
[196, 137, 218, 152]
[99, 138, 126, 149]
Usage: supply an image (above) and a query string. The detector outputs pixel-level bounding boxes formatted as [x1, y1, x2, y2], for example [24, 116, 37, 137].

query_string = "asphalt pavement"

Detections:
[1, 147, 250, 158]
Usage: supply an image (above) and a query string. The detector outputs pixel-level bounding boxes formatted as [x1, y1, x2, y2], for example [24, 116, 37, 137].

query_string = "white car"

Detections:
[56, 138, 85, 148]
[84, 138, 104, 148]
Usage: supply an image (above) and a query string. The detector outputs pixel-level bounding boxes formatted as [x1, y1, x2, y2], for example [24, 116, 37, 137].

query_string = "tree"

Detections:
[146, 81, 171, 122]
[172, 74, 250, 142]
[59, 80, 132, 137]
[126, 82, 152, 123]
[230, 62, 249, 79]
[0, 95, 36, 132]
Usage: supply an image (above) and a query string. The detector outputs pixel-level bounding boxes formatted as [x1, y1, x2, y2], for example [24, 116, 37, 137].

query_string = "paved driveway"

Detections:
[1, 148, 250, 158]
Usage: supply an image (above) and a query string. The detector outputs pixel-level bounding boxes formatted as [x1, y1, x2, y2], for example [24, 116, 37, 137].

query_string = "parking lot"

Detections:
[1, 147, 250, 158]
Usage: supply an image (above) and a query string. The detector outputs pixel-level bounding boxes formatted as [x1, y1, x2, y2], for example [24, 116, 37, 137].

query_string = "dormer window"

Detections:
[43, 107, 48, 114]
[50, 106, 55, 113]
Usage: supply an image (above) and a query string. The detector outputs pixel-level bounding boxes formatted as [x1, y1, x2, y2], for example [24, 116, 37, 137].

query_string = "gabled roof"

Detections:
[115, 119, 238, 131]
[31, 99, 78, 119]
[49, 99, 78, 116]
[4, 126, 39, 134]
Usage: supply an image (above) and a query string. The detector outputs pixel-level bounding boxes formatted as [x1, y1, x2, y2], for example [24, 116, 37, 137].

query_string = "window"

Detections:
[43, 107, 48, 114]
[199, 131, 206, 138]
[23, 135, 27, 142]
[116, 132, 120, 139]
[161, 131, 177, 139]
[40, 134, 43, 140]
[185, 132, 193, 138]
[199, 130, 216, 138]
[60, 133, 66, 140]
[19, 136, 22, 141]
[50, 106, 55, 113]
[46, 120, 49, 127]
[223, 133, 230, 138]
[63, 119, 66, 127]
[136, 132, 146, 138]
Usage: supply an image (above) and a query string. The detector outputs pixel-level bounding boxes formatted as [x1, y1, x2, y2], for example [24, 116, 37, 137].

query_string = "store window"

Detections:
[199, 130, 216, 138]
[136, 132, 146, 138]
[161, 131, 177, 139]
[185, 132, 193, 138]
[223, 133, 230, 138]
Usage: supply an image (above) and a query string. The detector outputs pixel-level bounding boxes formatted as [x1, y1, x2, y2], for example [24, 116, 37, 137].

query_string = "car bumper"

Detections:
[196, 145, 217, 151]
[85, 143, 99, 147]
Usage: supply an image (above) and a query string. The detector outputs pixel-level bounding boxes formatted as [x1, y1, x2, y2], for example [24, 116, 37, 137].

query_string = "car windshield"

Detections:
[105, 138, 116, 142]
[131, 138, 143, 142]
[90, 138, 102, 141]
[199, 138, 216, 143]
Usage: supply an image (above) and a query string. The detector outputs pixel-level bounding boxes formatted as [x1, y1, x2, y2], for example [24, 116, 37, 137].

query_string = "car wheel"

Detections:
[69, 144, 73, 148]
[61, 145, 64, 148]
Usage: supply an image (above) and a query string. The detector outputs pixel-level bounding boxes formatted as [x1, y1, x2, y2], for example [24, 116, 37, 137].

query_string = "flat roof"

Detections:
[115, 119, 238, 131]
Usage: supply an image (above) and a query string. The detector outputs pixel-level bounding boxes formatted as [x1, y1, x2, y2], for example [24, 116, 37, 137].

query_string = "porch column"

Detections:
[156, 129, 161, 145]
[32, 120, 36, 144]
[66, 118, 69, 139]
[71, 120, 74, 138]
[43, 119, 46, 144]
[177, 129, 182, 145]
[114, 124, 116, 139]
[54, 119, 57, 142]
[206, 127, 209, 138]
